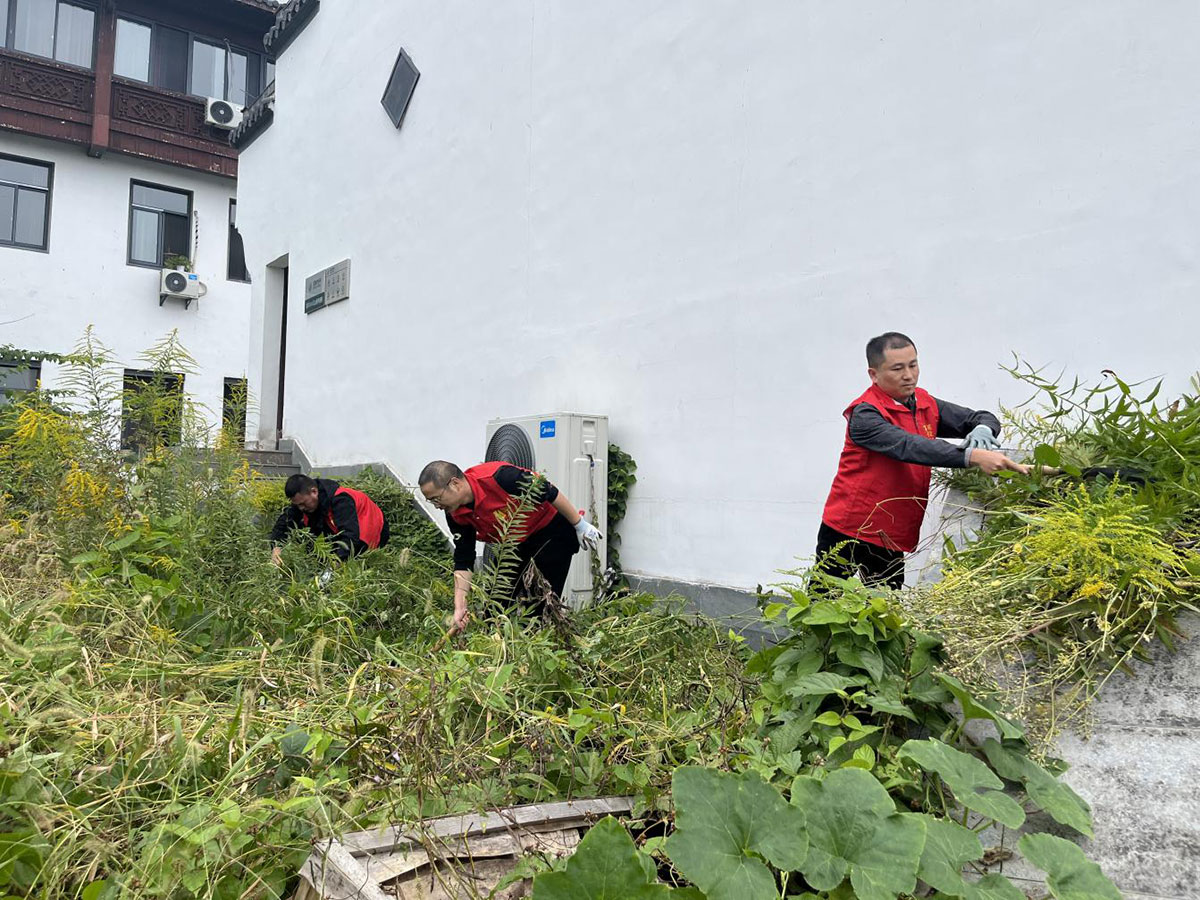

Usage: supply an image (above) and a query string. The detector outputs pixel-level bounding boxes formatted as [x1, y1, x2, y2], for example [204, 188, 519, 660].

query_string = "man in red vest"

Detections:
[418, 460, 602, 633]
[817, 332, 1029, 589]
[270, 474, 389, 572]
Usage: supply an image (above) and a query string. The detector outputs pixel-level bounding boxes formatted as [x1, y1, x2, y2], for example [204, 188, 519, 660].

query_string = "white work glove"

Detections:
[317, 569, 333, 589]
[574, 518, 602, 551]
[962, 424, 1001, 451]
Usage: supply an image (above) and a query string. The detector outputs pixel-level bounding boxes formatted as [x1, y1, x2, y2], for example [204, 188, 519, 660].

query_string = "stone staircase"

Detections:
[242, 447, 302, 479]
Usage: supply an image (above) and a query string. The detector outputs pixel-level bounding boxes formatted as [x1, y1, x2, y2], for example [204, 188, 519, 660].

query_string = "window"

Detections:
[7, 0, 95, 68]
[121, 369, 183, 451]
[0, 358, 40, 406]
[113, 17, 150, 81]
[128, 181, 190, 268]
[190, 39, 250, 106]
[227, 200, 249, 282]
[221, 377, 247, 446]
[109, 16, 268, 106]
[1, 154, 52, 251]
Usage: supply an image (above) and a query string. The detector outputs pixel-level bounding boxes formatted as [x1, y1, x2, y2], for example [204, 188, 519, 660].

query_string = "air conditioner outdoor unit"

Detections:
[484, 413, 608, 607]
[205, 97, 243, 129]
[159, 269, 207, 308]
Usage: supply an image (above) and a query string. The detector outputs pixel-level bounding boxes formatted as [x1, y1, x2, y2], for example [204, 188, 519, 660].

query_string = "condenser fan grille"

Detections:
[485, 424, 535, 469]
[164, 272, 188, 293]
[209, 100, 235, 124]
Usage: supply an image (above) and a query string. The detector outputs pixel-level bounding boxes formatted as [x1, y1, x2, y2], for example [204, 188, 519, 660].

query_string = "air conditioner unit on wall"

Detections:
[159, 269, 207, 308]
[205, 97, 243, 129]
[484, 413, 608, 607]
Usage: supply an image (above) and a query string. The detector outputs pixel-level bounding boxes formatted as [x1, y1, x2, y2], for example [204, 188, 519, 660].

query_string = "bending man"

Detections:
[418, 460, 602, 632]
[818, 332, 1028, 589]
[270, 474, 389, 566]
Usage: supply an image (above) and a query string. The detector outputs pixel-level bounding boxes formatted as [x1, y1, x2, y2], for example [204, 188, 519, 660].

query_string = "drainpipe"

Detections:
[88, 0, 116, 157]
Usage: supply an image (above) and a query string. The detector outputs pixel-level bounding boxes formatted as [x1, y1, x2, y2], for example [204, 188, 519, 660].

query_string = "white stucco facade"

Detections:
[1, 130, 252, 431]
[238, 1, 1200, 592]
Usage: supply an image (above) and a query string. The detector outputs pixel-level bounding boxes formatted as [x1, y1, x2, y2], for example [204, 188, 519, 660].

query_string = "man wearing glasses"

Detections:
[418, 460, 602, 633]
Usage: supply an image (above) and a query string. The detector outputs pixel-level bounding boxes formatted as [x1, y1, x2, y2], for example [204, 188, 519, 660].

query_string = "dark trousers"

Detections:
[814, 522, 905, 590]
[512, 514, 579, 610]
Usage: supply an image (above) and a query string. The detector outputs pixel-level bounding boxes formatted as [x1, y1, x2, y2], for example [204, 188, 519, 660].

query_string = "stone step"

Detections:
[253, 463, 302, 479]
[243, 449, 295, 466]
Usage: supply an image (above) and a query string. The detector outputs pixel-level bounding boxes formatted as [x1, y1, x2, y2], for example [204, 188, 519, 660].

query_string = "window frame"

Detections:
[112, 11, 271, 107]
[3, 0, 98, 71]
[0, 357, 42, 406]
[121, 367, 185, 451]
[226, 198, 249, 283]
[0, 151, 53, 253]
[126, 178, 192, 270]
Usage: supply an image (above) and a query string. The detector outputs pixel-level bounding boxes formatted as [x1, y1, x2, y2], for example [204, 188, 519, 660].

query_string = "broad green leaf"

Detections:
[804, 601, 854, 625]
[81, 881, 111, 900]
[936, 675, 1024, 740]
[1017, 833, 1122, 900]
[791, 768, 925, 900]
[862, 694, 917, 721]
[107, 530, 142, 551]
[667, 767, 807, 900]
[981, 740, 1092, 837]
[836, 642, 884, 683]
[533, 817, 670, 899]
[785, 673, 864, 698]
[909, 630, 943, 677]
[965, 873, 1027, 900]
[1033, 444, 1062, 469]
[814, 711, 843, 726]
[907, 814, 981, 895]
[898, 740, 1025, 829]
[69, 550, 106, 566]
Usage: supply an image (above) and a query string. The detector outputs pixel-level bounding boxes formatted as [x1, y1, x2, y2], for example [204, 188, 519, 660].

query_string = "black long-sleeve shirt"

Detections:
[847, 397, 1000, 468]
[269, 478, 369, 561]
[447, 465, 560, 571]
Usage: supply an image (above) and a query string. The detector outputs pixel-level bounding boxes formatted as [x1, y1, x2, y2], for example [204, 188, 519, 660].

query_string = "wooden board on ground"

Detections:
[293, 796, 634, 900]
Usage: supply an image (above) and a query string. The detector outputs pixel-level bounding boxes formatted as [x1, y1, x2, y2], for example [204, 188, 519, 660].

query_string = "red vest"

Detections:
[450, 461, 559, 544]
[821, 384, 940, 552]
[304, 485, 385, 548]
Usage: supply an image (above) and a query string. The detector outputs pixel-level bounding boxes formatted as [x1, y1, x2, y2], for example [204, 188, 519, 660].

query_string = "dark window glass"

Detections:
[153, 26, 188, 93]
[115, 18, 151, 81]
[0, 1, 9, 49]
[54, 2, 92, 67]
[14, 190, 46, 245]
[221, 377, 247, 446]
[190, 39, 223, 98]
[229, 49, 248, 106]
[129, 181, 190, 267]
[122, 369, 184, 451]
[0, 360, 40, 406]
[381, 48, 420, 129]
[227, 200, 249, 282]
[14, 0, 55, 58]
[266, 60, 275, 86]
[0, 156, 50, 189]
[0, 186, 14, 243]
[0, 154, 51, 251]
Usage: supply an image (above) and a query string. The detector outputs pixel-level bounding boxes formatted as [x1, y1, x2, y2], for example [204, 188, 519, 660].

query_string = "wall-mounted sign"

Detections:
[304, 271, 326, 314]
[304, 260, 351, 314]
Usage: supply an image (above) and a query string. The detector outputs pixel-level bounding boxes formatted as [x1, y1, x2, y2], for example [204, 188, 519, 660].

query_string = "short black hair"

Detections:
[866, 332, 916, 368]
[284, 473, 318, 498]
[418, 460, 464, 489]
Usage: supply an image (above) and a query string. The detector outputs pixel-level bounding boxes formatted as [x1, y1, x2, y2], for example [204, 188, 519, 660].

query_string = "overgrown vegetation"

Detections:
[0, 337, 1129, 899]
[915, 362, 1200, 741]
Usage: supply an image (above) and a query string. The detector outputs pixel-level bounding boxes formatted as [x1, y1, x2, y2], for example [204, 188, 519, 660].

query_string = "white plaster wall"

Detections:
[238, 0, 1200, 590]
[0, 131, 252, 430]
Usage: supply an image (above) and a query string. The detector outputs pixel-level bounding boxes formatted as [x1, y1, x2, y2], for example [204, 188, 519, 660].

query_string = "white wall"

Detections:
[0, 131, 252, 431]
[238, 0, 1200, 591]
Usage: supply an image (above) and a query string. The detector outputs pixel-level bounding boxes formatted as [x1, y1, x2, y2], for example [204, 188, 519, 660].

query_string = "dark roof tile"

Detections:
[264, 0, 320, 55]
[229, 80, 275, 150]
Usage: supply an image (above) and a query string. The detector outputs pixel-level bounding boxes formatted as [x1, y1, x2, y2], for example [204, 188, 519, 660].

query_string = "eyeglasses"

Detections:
[424, 480, 455, 507]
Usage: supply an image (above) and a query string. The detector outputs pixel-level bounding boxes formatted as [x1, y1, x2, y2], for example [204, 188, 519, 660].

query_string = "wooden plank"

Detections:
[301, 841, 391, 900]
[337, 796, 634, 856]
[365, 828, 580, 882]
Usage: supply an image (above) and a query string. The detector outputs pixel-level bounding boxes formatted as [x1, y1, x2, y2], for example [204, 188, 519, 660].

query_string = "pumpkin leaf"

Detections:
[981, 740, 1093, 837]
[1017, 833, 1122, 900]
[532, 817, 672, 900]
[791, 768, 925, 900]
[666, 767, 807, 900]
[898, 740, 1025, 829]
